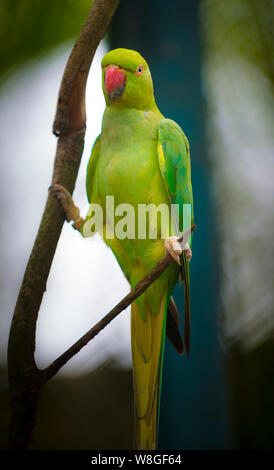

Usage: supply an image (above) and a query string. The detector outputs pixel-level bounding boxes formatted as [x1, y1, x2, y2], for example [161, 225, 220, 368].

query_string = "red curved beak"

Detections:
[105, 65, 126, 100]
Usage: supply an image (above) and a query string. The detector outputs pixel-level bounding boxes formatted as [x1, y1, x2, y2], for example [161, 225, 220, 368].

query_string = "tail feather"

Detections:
[132, 299, 152, 364]
[131, 295, 167, 450]
[180, 251, 191, 356]
[134, 400, 157, 450]
[166, 297, 184, 354]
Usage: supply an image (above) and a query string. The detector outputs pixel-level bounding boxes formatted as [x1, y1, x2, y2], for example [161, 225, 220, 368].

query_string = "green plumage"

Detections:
[84, 48, 193, 449]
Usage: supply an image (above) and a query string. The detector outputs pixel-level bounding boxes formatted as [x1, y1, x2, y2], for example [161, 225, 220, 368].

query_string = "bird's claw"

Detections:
[164, 233, 192, 265]
[49, 183, 84, 230]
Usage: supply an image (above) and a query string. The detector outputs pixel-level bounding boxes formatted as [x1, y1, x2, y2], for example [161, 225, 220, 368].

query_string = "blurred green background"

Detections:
[0, 0, 273, 450]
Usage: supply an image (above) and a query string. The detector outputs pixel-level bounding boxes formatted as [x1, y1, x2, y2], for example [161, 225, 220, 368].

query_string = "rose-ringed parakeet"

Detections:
[51, 48, 194, 450]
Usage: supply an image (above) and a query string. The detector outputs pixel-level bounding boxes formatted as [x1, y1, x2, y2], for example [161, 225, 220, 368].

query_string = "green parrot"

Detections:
[52, 48, 194, 450]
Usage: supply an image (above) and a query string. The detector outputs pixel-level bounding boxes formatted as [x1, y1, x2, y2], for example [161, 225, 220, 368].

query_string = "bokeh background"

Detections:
[0, 0, 273, 449]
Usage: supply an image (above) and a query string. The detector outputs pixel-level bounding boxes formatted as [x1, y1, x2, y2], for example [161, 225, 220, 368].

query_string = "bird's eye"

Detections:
[136, 65, 144, 76]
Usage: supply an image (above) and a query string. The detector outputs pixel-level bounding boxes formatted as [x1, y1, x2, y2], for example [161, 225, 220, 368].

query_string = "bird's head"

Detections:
[101, 48, 155, 110]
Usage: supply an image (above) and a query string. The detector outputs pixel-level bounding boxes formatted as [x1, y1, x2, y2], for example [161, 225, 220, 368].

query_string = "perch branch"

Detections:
[42, 225, 196, 383]
[7, 0, 120, 450]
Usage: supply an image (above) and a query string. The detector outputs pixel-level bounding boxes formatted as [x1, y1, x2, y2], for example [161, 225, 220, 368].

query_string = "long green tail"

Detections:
[131, 294, 168, 450]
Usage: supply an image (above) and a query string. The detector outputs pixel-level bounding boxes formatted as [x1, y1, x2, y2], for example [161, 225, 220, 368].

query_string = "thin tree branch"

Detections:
[7, 0, 120, 450]
[42, 225, 196, 383]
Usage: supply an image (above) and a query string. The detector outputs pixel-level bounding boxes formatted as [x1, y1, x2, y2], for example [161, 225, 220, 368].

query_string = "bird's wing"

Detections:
[86, 134, 101, 203]
[157, 119, 194, 356]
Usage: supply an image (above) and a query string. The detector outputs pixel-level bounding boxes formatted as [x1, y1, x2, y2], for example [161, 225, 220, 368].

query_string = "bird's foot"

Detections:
[164, 235, 192, 265]
[49, 183, 85, 230]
